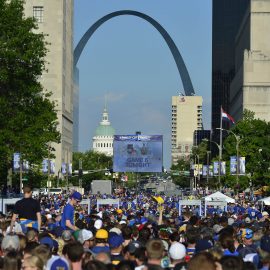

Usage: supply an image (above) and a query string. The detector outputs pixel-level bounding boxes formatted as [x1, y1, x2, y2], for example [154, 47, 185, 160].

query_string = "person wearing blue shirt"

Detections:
[61, 191, 82, 230]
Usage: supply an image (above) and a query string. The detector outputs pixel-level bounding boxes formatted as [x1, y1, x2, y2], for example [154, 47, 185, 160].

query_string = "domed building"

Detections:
[92, 107, 115, 156]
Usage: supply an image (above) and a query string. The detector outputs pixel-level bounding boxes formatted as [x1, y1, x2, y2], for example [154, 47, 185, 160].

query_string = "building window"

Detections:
[33, 6, 44, 23]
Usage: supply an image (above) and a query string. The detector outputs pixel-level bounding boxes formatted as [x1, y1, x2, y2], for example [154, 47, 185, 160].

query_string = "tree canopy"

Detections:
[0, 0, 60, 182]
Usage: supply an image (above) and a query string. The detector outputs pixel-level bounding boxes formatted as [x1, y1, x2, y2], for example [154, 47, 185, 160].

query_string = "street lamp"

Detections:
[216, 128, 243, 185]
[203, 138, 222, 188]
[206, 151, 211, 189]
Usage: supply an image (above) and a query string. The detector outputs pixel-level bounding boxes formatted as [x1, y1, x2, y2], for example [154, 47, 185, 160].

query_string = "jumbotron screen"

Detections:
[113, 135, 163, 172]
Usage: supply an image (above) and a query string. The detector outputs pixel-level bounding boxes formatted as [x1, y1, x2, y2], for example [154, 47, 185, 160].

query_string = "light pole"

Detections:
[203, 139, 222, 188]
[206, 151, 211, 190]
[216, 128, 243, 185]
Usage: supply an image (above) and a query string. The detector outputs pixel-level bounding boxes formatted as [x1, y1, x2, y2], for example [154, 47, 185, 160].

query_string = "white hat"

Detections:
[46, 214, 52, 220]
[228, 218, 235, 226]
[162, 240, 169, 251]
[45, 208, 50, 212]
[119, 220, 126, 225]
[109, 227, 122, 235]
[262, 211, 269, 217]
[245, 217, 251, 224]
[97, 211, 103, 219]
[78, 229, 94, 244]
[213, 224, 223, 234]
[169, 242, 186, 260]
[94, 219, 103, 230]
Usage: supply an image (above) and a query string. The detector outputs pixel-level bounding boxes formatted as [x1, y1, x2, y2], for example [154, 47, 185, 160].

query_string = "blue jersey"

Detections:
[60, 203, 74, 229]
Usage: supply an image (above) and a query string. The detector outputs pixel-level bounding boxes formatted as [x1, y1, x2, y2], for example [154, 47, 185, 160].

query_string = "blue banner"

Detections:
[42, 159, 49, 174]
[230, 156, 237, 175]
[113, 135, 163, 172]
[213, 162, 219, 175]
[203, 165, 208, 176]
[13, 153, 20, 172]
[50, 160, 56, 174]
[61, 163, 67, 174]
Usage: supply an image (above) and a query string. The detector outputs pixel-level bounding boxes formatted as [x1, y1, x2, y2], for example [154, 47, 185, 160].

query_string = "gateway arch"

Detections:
[74, 10, 195, 96]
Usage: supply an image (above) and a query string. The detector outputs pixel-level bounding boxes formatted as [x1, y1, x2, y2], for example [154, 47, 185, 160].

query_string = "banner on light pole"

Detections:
[239, 157, 246, 175]
[13, 153, 20, 172]
[61, 163, 67, 175]
[42, 159, 49, 174]
[213, 162, 219, 175]
[220, 161, 226, 175]
[230, 156, 237, 175]
[50, 160, 56, 174]
[68, 163, 72, 175]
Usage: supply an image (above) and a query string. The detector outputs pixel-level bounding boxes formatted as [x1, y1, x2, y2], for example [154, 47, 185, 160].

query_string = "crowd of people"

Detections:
[0, 185, 269, 270]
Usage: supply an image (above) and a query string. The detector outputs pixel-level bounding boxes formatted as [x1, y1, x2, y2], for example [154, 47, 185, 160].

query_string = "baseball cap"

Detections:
[71, 191, 82, 201]
[94, 219, 103, 230]
[46, 256, 70, 270]
[128, 241, 143, 254]
[213, 224, 223, 234]
[241, 228, 253, 239]
[109, 227, 122, 235]
[245, 217, 251, 224]
[119, 220, 127, 225]
[78, 229, 94, 244]
[46, 214, 52, 220]
[40, 236, 54, 249]
[169, 242, 186, 260]
[62, 230, 72, 241]
[108, 233, 124, 248]
[1, 235, 20, 252]
[95, 229, 108, 239]
[262, 211, 269, 217]
[228, 218, 235, 226]
[195, 239, 213, 253]
[260, 235, 270, 252]
[116, 209, 123, 214]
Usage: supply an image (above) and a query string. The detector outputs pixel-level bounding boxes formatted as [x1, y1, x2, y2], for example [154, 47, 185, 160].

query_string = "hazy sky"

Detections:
[74, 0, 212, 169]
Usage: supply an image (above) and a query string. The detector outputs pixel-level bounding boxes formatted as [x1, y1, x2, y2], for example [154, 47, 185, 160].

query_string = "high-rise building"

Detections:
[24, 1, 74, 174]
[193, 130, 211, 146]
[171, 96, 203, 164]
[230, 0, 270, 122]
[92, 107, 115, 156]
[212, 0, 249, 135]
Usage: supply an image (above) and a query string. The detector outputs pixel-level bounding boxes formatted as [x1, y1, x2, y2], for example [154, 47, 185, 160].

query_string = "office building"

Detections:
[92, 107, 115, 156]
[171, 95, 203, 164]
[193, 130, 211, 146]
[230, 0, 270, 122]
[24, 1, 74, 174]
[212, 0, 249, 135]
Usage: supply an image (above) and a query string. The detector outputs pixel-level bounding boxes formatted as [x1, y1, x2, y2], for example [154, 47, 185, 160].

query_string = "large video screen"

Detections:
[113, 135, 163, 172]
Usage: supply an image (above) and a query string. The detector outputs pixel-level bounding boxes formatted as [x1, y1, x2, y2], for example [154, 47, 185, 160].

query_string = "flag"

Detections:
[221, 107, 235, 124]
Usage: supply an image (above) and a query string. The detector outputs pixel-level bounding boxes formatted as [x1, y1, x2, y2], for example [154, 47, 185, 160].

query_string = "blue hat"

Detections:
[46, 256, 69, 270]
[195, 239, 213, 253]
[71, 191, 82, 201]
[40, 236, 54, 249]
[108, 232, 124, 248]
[240, 228, 253, 239]
[261, 235, 270, 252]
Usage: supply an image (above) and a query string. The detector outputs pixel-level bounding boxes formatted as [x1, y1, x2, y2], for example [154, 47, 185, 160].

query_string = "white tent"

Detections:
[204, 191, 235, 203]
[258, 196, 270, 206]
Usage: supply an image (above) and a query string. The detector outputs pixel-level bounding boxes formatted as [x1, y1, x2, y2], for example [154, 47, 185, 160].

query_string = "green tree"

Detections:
[0, 0, 60, 182]
[223, 109, 270, 188]
[170, 159, 190, 188]
[72, 151, 113, 190]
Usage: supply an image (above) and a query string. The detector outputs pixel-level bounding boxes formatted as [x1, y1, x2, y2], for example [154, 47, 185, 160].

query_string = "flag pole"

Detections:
[219, 106, 223, 189]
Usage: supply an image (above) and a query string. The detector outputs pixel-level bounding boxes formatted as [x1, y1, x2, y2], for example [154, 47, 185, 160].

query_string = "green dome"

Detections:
[95, 125, 115, 136]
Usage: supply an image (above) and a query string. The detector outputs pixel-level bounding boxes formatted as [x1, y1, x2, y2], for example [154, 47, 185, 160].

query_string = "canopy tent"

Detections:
[204, 191, 235, 203]
[258, 196, 270, 206]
